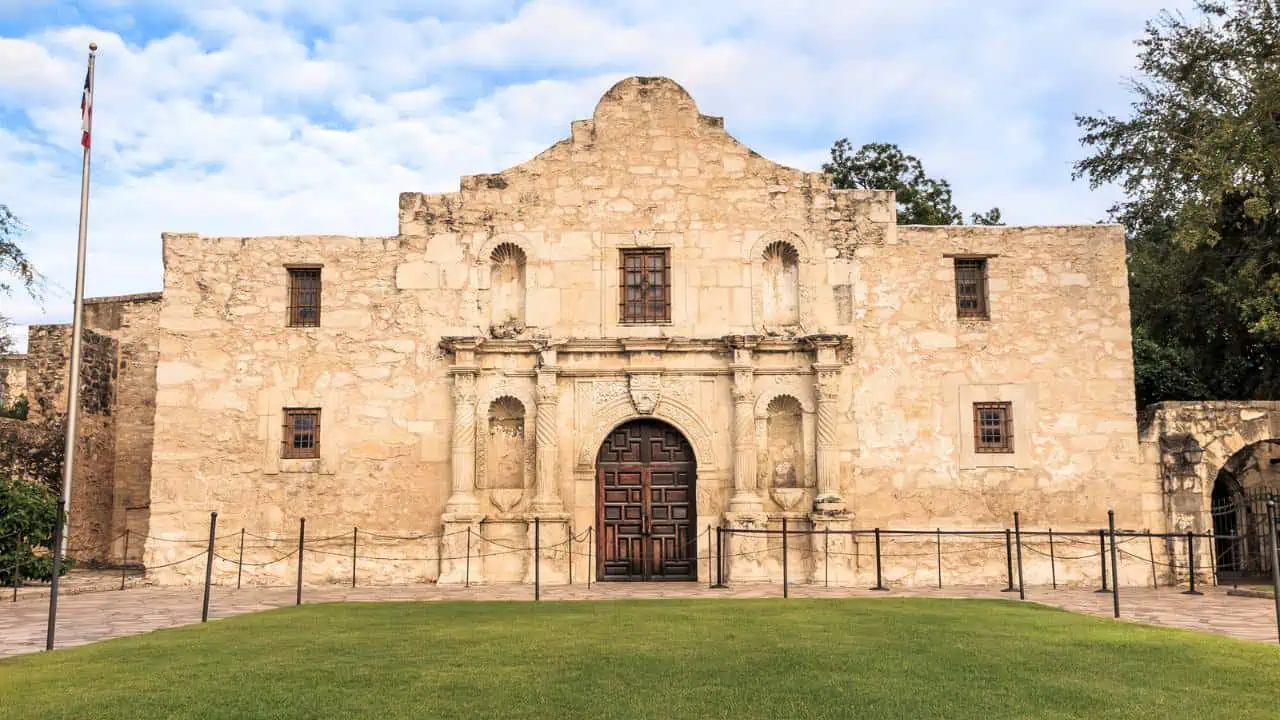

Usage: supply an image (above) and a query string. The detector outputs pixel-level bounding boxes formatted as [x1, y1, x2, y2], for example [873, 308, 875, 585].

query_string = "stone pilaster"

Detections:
[810, 336, 845, 512]
[437, 515, 483, 585]
[444, 339, 481, 515]
[523, 514, 572, 585]
[531, 347, 563, 513]
[809, 516, 858, 586]
[728, 338, 763, 513]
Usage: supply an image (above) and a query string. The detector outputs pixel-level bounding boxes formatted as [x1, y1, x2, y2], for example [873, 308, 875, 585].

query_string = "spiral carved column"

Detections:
[728, 352, 763, 513]
[531, 369, 563, 512]
[445, 369, 480, 514]
[815, 369, 840, 500]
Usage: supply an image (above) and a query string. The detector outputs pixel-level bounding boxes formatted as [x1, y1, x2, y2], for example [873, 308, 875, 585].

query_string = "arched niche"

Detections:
[764, 395, 804, 488]
[476, 383, 536, 491]
[489, 243, 526, 333]
[485, 396, 527, 489]
[753, 390, 816, 491]
[747, 231, 813, 334]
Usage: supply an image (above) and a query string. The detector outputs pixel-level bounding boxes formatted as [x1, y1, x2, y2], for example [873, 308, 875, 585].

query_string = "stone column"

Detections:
[810, 336, 845, 512]
[445, 367, 480, 515]
[531, 362, 563, 513]
[439, 338, 483, 584]
[728, 339, 763, 513]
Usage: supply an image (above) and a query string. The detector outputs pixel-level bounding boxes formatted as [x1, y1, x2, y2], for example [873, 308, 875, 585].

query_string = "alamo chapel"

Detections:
[10, 76, 1274, 589]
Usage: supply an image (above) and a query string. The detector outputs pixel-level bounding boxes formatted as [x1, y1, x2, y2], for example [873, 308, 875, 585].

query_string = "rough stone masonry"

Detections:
[7, 76, 1220, 588]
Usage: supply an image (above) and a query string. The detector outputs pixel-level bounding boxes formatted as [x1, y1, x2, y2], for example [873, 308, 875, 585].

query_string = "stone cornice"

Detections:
[442, 334, 851, 356]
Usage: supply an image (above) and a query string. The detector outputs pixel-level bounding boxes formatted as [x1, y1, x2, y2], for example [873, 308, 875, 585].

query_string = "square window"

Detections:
[619, 248, 670, 324]
[282, 408, 321, 459]
[287, 267, 322, 327]
[954, 257, 989, 320]
[973, 402, 1013, 453]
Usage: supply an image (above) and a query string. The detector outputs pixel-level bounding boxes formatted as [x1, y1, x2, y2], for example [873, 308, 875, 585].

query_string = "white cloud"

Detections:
[0, 0, 1197, 350]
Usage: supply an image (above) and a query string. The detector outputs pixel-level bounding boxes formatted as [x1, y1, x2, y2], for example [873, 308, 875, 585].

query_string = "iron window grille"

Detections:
[287, 267, 322, 327]
[282, 408, 321, 459]
[974, 402, 1013, 453]
[954, 257, 989, 320]
[619, 248, 671, 324]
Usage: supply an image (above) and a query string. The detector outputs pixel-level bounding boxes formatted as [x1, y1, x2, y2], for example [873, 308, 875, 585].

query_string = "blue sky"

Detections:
[0, 0, 1195, 350]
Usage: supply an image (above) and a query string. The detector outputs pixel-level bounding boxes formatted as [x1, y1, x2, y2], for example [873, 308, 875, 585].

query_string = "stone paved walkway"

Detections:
[2, 576, 1278, 658]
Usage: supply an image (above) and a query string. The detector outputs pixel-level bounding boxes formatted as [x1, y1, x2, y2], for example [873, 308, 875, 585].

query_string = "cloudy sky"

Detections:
[1, 0, 1195, 351]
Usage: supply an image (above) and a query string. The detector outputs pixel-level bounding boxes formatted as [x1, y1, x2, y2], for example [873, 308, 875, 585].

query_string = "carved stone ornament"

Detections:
[629, 373, 661, 415]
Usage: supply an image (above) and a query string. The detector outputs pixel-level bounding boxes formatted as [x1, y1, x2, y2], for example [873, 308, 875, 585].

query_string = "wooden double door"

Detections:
[596, 420, 697, 581]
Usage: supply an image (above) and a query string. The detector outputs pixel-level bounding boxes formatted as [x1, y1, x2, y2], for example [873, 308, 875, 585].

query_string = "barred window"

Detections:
[619, 248, 670, 324]
[282, 408, 321, 459]
[287, 267, 322, 327]
[954, 257, 989, 320]
[974, 402, 1013, 453]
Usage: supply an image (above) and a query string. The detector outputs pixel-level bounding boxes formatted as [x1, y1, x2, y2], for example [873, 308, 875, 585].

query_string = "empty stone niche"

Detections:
[486, 396, 526, 490]
[767, 395, 803, 488]
[761, 241, 799, 327]
[489, 242, 526, 336]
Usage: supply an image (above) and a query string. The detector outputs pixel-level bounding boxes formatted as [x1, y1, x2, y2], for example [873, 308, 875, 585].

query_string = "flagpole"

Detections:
[57, 42, 96, 554]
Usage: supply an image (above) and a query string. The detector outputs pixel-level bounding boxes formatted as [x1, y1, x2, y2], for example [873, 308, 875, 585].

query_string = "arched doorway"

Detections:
[1210, 439, 1280, 578]
[596, 419, 697, 581]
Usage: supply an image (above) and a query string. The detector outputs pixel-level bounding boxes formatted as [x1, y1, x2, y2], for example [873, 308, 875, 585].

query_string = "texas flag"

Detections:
[80, 68, 92, 148]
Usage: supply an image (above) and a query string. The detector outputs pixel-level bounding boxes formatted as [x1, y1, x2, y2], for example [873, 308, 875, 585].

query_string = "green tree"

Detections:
[1, 203, 41, 356]
[1074, 1, 1280, 406]
[823, 140, 1002, 226]
[0, 475, 68, 586]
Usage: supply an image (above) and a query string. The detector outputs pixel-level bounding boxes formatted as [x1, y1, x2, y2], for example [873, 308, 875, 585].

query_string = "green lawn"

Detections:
[2, 599, 1278, 719]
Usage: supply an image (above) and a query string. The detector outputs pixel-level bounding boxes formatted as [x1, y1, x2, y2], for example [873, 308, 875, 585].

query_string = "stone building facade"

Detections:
[0, 293, 160, 564]
[135, 77, 1163, 588]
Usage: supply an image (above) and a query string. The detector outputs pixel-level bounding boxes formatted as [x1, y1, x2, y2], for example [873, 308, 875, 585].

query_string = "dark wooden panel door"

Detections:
[597, 420, 696, 581]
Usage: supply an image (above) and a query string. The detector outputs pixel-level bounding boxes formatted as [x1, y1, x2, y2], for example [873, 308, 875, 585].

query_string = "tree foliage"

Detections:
[0, 203, 41, 356]
[823, 140, 1002, 226]
[1075, 1, 1280, 406]
[0, 475, 67, 586]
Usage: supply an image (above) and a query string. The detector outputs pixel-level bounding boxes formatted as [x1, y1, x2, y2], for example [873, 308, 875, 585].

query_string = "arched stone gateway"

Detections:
[596, 419, 697, 581]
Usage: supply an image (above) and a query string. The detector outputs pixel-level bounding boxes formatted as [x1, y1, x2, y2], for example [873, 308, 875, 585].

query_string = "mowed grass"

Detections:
[2, 599, 1279, 719]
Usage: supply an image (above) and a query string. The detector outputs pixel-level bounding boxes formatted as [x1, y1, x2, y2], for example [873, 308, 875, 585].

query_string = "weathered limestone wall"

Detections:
[83, 294, 163, 563]
[146, 76, 1154, 587]
[23, 324, 119, 559]
[0, 354, 26, 409]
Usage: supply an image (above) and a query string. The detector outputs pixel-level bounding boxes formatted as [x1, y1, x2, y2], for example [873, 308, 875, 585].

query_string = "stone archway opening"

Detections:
[595, 418, 697, 582]
[1210, 439, 1280, 578]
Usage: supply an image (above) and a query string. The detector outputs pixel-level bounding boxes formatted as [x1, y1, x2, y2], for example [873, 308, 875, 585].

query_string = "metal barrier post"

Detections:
[871, 528, 888, 591]
[825, 527, 831, 589]
[201, 511, 217, 623]
[352, 527, 359, 588]
[1002, 529, 1016, 592]
[296, 517, 306, 606]
[707, 525, 714, 590]
[1267, 501, 1280, 644]
[1182, 531, 1201, 596]
[1147, 534, 1158, 588]
[465, 527, 471, 589]
[120, 529, 130, 591]
[1108, 510, 1120, 618]
[236, 528, 245, 590]
[1096, 530, 1110, 593]
[1013, 513, 1025, 600]
[12, 530, 22, 602]
[534, 517, 541, 602]
[587, 527, 593, 589]
[714, 527, 726, 588]
[568, 526, 573, 587]
[1048, 528, 1057, 590]
[935, 528, 942, 589]
[781, 518, 789, 598]
[45, 500, 65, 651]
